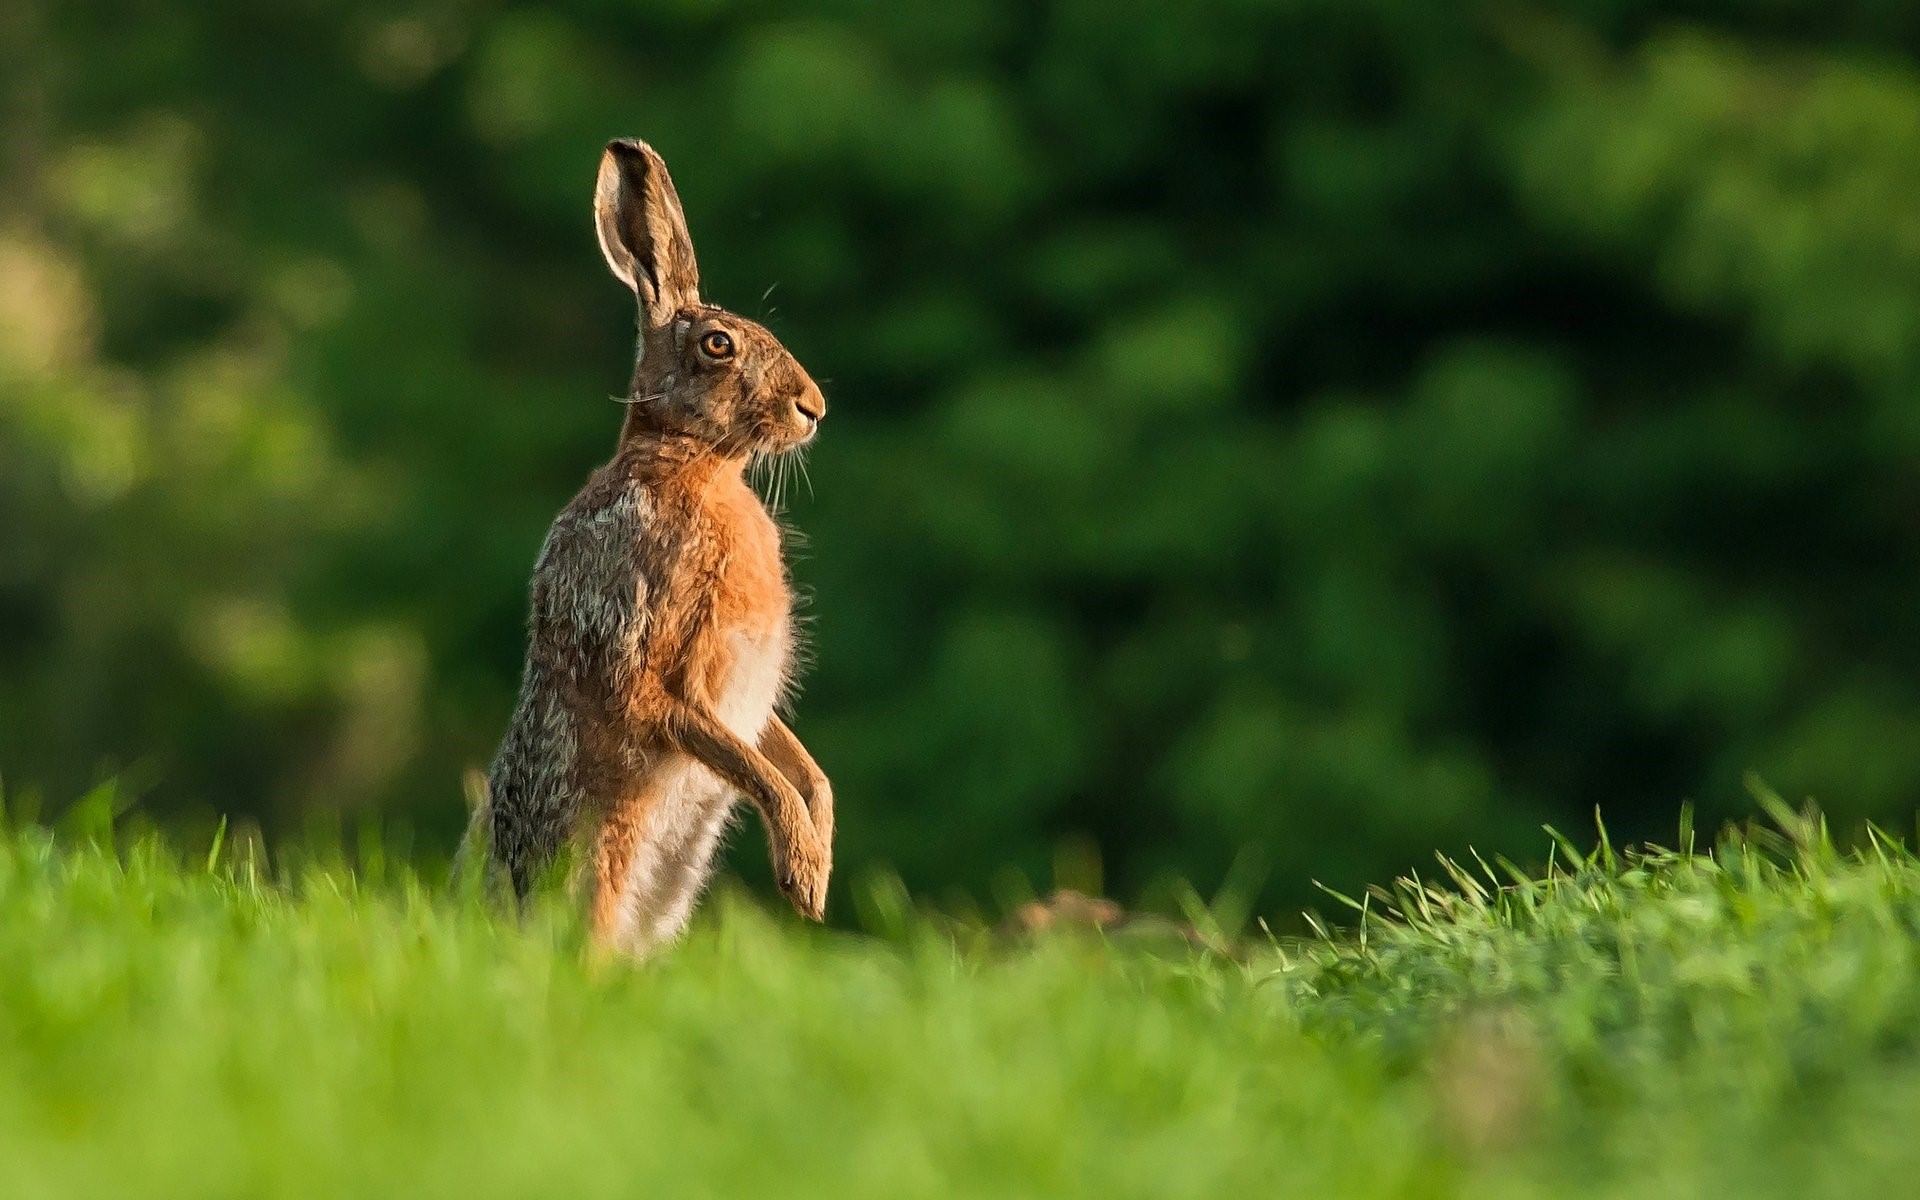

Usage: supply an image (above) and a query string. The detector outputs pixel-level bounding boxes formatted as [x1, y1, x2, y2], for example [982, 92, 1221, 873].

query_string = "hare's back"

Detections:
[527, 475, 655, 679]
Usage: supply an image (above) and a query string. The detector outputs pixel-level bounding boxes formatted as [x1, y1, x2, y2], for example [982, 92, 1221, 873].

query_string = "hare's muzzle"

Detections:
[793, 382, 826, 434]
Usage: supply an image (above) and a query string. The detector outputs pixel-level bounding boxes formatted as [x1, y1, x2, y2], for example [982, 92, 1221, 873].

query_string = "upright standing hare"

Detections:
[470, 138, 833, 957]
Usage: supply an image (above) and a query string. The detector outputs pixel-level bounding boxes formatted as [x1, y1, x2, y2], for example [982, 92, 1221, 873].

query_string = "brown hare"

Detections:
[469, 138, 833, 957]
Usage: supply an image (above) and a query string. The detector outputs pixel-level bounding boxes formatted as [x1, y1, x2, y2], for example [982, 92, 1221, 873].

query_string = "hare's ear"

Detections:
[595, 139, 701, 326]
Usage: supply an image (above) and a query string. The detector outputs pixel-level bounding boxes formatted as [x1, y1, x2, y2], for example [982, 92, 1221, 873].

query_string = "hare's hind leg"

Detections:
[589, 775, 663, 949]
[589, 757, 735, 957]
[627, 766, 736, 954]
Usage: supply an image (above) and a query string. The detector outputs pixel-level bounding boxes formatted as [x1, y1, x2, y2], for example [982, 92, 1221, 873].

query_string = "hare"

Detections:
[469, 138, 833, 957]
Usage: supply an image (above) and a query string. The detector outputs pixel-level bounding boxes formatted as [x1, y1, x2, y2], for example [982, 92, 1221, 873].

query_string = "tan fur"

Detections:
[475, 139, 833, 957]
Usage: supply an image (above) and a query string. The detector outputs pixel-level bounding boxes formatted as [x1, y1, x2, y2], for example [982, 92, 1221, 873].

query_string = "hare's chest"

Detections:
[699, 498, 792, 738]
[702, 572, 790, 739]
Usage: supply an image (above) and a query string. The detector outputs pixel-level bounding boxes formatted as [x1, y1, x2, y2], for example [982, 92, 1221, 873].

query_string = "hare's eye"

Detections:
[698, 330, 735, 361]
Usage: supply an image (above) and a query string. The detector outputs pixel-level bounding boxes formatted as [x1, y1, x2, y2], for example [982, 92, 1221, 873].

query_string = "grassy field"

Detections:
[3, 798, 1920, 1198]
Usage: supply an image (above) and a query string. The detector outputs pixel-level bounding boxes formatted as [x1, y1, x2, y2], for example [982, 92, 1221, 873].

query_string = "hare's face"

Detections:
[594, 139, 827, 460]
[640, 307, 825, 456]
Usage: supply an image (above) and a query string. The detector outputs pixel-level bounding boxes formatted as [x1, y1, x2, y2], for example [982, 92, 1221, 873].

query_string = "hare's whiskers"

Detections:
[796, 448, 815, 500]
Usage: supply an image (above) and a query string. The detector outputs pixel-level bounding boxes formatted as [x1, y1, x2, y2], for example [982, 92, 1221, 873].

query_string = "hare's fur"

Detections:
[472, 139, 832, 957]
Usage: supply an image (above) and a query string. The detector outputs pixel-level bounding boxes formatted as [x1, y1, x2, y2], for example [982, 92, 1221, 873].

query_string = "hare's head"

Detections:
[595, 139, 825, 457]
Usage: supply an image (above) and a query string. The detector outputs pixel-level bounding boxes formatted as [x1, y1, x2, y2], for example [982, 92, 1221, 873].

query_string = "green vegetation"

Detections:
[5, 802, 1918, 1197]
[10, 3, 1920, 911]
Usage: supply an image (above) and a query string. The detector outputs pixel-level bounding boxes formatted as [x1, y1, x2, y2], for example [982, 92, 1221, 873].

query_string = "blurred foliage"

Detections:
[5, 0, 1920, 909]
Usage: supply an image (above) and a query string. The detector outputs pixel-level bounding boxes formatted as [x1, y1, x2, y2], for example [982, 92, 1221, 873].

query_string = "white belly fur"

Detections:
[615, 624, 788, 955]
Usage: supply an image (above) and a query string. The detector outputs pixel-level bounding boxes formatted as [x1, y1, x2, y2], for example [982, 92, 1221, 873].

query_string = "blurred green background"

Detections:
[5, 0, 1920, 912]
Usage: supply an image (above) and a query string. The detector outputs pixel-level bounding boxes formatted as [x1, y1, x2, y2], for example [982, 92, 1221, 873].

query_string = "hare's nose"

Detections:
[793, 383, 826, 425]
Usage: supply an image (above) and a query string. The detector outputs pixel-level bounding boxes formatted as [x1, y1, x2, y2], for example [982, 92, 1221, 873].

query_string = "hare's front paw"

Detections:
[808, 778, 835, 848]
[777, 837, 830, 922]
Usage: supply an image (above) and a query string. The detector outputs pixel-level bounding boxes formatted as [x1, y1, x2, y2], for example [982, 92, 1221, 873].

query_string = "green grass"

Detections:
[4, 801, 1920, 1198]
